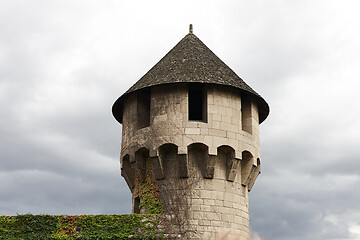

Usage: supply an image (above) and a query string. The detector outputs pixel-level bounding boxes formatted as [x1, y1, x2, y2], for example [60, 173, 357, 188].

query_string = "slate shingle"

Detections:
[113, 32, 269, 123]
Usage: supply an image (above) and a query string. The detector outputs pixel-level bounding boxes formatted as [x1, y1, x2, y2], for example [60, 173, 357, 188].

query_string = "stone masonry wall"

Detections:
[121, 84, 260, 160]
[120, 83, 261, 239]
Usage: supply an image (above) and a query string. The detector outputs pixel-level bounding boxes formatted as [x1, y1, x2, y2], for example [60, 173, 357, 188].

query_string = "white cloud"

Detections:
[251, 231, 264, 240]
[349, 224, 360, 240]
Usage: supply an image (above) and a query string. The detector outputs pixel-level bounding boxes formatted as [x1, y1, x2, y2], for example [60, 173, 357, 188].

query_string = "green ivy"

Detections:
[136, 158, 163, 214]
[0, 214, 161, 240]
[0, 214, 57, 239]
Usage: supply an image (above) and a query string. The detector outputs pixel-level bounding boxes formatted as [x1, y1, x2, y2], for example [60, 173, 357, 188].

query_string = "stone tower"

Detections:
[112, 26, 269, 239]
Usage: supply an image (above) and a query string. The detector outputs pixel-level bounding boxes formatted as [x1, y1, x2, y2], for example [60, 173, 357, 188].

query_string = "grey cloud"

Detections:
[1, 1, 360, 240]
[0, 169, 131, 215]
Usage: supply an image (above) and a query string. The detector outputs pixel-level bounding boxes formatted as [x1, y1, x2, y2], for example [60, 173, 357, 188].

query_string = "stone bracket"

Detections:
[134, 150, 147, 182]
[205, 155, 216, 179]
[121, 170, 135, 192]
[130, 161, 143, 183]
[178, 154, 188, 178]
[242, 164, 256, 188]
[248, 164, 261, 191]
[121, 154, 136, 191]
[151, 156, 164, 180]
[227, 158, 241, 182]
[241, 157, 254, 187]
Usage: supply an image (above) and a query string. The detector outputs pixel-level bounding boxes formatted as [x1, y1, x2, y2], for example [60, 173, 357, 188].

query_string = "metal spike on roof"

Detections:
[189, 24, 193, 34]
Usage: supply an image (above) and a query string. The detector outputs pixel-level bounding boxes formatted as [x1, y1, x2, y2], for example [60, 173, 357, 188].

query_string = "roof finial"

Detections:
[189, 24, 193, 34]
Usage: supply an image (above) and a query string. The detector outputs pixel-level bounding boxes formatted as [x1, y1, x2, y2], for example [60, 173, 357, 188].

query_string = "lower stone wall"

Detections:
[153, 146, 251, 240]
[188, 180, 249, 239]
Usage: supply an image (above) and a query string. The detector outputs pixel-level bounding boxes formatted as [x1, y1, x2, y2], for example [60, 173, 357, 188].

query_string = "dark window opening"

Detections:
[188, 84, 207, 122]
[241, 94, 252, 134]
[137, 89, 150, 129]
[133, 197, 140, 214]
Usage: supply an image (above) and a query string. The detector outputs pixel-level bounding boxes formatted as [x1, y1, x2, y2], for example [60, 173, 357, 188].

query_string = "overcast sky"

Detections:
[1, 1, 360, 239]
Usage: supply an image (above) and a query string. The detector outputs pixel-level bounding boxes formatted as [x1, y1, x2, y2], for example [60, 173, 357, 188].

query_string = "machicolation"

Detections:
[112, 25, 269, 240]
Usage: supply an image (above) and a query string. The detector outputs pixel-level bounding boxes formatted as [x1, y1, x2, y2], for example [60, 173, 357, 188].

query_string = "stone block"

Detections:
[224, 201, 233, 208]
[231, 222, 240, 229]
[180, 102, 187, 112]
[192, 198, 204, 205]
[214, 199, 224, 206]
[153, 114, 167, 123]
[200, 189, 213, 199]
[218, 106, 227, 115]
[211, 220, 223, 227]
[192, 211, 203, 219]
[234, 215, 242, 224]
[200, 205, 211, 212]
[216, 191, 224, 200]
[224, 192, 234, 202]
[224, 221, 232, 228]
[212, 114, 222, 121]
[199, 219, 211, 226]
[208, 128, 226, 138]
[188, 134, 205, 142]
[183, 135, 194, 147]
[226, 107, 233, 116]
[208, 105, 218, 114]
[223, 207, 232, 214]
[212, 120, 220, 129]
[213, 136, 228, 148]
[190, 205, 201, 211]
[227, 131, 236, 139]
[207, 94, 214, 104]
[185, 127, 201, 135]
[222, 213, 235, 222]
[222, 98, 229, 107]
[203, 199, 215, 206]
[222, 115, 232, 123]
[188, 219, 199, 225]
[200, 128, 209, 135]
[220, 122, 234, 132]
[232, 108, 241, 118]
[233, 202, 242, 209]
[203, 136, 213, 147]
[203, 212, 216, 220]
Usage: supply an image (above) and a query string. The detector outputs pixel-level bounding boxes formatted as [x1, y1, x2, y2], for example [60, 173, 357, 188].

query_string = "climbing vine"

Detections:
[0, 214, 57, 239]
[0, 214, 161, 239]
[136, 158, 163, 214]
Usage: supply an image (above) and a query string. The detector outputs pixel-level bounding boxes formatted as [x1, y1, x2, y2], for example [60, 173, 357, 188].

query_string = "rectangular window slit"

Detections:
[188, 84, 207, 122]
[241, 94, 252, 134]
[134, 197, 140, 214]
[137, 89, 150, 129]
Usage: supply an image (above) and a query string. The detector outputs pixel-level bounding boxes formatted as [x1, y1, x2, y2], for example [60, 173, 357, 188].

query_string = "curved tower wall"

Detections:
[120, 83, 261, 239]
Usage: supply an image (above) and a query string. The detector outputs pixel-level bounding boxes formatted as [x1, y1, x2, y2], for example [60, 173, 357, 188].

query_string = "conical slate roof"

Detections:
[113, 31, 269, 123]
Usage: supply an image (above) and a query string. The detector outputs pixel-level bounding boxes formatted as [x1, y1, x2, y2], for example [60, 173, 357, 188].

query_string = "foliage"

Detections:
[0, 214, 57, 240]
[0, 214, 161, 239]
[136, 158, 163, 214]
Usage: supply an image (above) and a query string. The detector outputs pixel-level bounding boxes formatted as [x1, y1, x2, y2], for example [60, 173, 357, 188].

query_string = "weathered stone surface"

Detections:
[112, 31, 269, 239]
[116, 83, 263, 239]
